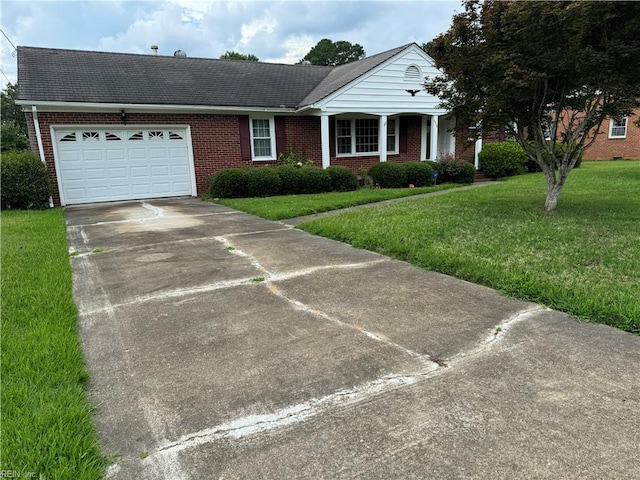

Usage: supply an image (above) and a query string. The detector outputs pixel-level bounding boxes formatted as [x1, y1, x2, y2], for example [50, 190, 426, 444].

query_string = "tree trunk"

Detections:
[544, 172, 567, 212]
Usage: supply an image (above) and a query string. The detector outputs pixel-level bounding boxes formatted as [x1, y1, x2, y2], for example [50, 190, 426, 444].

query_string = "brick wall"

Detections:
[455, 126, 505, 164]
[25, 112, 430, 205]
[584, 113, 640, 160]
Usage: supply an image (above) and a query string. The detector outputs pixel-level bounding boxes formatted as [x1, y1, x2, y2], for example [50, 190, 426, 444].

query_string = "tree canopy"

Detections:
[1, 83, 30, 152]
[219, 51, 259, 62]
[425, 0, 640, 211]
[300, 39, 365, 66]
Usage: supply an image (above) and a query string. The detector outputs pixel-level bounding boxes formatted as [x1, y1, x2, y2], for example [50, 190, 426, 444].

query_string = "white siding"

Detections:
[319, 46, 448, 116]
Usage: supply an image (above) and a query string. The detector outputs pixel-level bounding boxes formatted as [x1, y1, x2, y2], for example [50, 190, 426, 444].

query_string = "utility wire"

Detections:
[0, 28, 17, 56]
[0, 67, 11, 83]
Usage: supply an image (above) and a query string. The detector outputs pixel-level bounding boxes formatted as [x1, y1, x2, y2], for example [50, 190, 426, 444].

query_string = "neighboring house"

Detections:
[16, 43, 456, 206]
[583, 110, 640, 160]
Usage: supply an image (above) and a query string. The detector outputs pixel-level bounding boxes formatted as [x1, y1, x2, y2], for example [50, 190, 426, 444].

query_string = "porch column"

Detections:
[474, 135, 483, 169]
[321, 113, 330, 169]
[420, 115, 428, 160]
[379, 115, 387, 162]
[430, 114, 439, 160]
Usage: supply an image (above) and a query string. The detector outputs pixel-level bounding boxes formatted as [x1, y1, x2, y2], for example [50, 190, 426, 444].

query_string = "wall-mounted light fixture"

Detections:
[121, 110, 127, 124]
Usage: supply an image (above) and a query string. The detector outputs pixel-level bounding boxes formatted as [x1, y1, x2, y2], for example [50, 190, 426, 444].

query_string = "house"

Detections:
[582, 110, 640, 160]
[16, 43, 457, 206]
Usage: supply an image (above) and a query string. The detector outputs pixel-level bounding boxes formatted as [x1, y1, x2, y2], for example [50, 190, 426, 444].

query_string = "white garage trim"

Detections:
[51, 125, 197, 206]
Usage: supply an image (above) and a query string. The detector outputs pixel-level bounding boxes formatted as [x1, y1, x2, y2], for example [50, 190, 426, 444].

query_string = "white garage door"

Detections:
[54, 127, 195, 205]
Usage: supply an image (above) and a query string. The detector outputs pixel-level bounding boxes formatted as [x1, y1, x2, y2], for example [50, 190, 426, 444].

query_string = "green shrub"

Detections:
[478, 142, 527, 179]
[435, 154, 476, 184]
[276, 165, 303, 194]
[326, 166, 358, 192]
[246, 167, 282, 197]
[297, 166, 332, 194]
[368, 162, 407, 188]
[0, 150, 50, 209]
[208, 168, 249, 198]
[404, 161, 434, 187]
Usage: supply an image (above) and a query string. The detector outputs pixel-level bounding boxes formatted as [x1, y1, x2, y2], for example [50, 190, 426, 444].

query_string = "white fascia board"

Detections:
[310, 44, 439, 111]
[15, 100, 297, 115]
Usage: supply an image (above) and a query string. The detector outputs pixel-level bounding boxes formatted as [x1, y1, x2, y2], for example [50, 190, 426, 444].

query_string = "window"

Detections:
[168, 131, 183, 140]
[105, 132, 121, 141]
[149, 131, 164, 140]
[609, 117, 627, 138]
[128, 132, 143, 141]
[250, 117, 275, 160]
[336, 117, 399, 155]
[59, 132, 77, 142]
[82, 131, 100, 141]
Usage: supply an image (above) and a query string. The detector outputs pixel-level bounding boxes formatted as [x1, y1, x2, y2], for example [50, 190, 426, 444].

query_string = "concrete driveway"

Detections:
[65, 197, 640, 479]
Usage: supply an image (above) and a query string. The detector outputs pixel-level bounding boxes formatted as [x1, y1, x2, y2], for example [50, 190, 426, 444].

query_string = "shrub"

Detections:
[276, 165, 303, 195]
[434, 154, 476, 184]
[478, 142, 527, 179]
[297, 166, 332, 194]
[326, 166, 358, 192]
[368, 162, 407, 188]
[404, 161, 434, 187]
[246, 167, 282, 197]
[0, 151, 50, 209]
[208, 168, 249, 198]
[276, 150, 313, 167]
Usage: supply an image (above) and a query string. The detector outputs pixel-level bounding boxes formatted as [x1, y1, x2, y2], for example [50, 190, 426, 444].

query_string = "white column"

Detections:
[379, 115, 387, 162]
[420, 115, 428, 160]
[474, 134, 483, 169]
[430, 114, 439, 160]
[320, 113, 330, 169]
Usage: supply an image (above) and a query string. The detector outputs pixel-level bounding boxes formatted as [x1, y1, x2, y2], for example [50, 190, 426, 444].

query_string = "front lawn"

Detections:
[298, 162, 640, 333]
[213, 184, 458, 220]
[1, 209, 107, 478]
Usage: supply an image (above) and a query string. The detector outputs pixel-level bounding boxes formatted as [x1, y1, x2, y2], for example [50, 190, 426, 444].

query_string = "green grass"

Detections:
[213, 184, 459, 220]
[1, 209, 107, 478]
[298, 162, 640, 333]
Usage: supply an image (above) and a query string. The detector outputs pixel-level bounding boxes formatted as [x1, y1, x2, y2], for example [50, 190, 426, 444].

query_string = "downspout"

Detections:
[31, 105, 54, 208]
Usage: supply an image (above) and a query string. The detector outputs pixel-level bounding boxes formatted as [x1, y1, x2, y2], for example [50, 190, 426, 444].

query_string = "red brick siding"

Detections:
[25, 112, 430, 205]
[456, 126, 505, 164]
[583, 112, 640, 160]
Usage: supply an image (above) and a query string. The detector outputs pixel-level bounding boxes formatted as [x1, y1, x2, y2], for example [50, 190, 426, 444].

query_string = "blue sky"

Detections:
[0, 0, 462, 88]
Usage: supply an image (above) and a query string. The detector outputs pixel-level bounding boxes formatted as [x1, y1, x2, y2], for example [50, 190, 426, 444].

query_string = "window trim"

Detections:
[608, 117, 627, 139]
[249, 116, 276, 161]
[335, 116, 399, 157]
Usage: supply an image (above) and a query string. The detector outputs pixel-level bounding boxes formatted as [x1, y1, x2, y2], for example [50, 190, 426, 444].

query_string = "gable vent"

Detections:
[404, 65, 421, 81]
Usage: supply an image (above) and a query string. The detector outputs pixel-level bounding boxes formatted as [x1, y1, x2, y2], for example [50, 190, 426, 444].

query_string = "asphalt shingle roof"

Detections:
[17, 44, 411, 109]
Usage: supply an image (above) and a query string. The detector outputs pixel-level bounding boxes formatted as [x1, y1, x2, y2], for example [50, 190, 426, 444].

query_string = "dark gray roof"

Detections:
[17, 44, 412, 109]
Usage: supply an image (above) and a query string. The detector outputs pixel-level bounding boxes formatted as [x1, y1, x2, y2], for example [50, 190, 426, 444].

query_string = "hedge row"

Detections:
[368, 160, 475, 188]
[209, 165, 357, 198]
[1, 151, 51, 210]
[480, 141, 583, 178]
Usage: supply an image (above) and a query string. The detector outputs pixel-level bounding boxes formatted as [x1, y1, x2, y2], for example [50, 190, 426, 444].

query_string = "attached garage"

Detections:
[52, 126, 196, 205]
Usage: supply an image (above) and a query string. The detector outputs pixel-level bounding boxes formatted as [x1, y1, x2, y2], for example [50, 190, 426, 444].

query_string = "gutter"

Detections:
[31, 105, 54, 208]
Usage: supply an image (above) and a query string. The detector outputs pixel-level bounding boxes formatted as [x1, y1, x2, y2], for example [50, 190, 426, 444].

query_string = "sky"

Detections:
[0, 0, 462, 89]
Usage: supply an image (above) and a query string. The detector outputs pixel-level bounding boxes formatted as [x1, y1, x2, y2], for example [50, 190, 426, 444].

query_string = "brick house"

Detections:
[16, 43, 457, 206]
[582, 110, 640, 160]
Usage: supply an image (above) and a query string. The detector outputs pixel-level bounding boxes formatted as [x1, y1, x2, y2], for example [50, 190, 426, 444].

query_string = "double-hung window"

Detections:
[336, 117, 399, 156]
[250, 117, 276, 160]
[609, 117, 627, 138]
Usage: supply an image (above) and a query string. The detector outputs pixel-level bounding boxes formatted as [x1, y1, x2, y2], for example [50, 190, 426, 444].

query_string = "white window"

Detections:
[336, 117, 399, 156]
[609, 117, 627, 138]
[250, 117, 276, 160]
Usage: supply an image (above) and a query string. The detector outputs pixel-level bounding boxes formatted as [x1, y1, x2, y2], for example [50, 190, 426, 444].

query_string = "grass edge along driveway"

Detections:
[1, 209, 107, 479]
[297, 162, 639, 334]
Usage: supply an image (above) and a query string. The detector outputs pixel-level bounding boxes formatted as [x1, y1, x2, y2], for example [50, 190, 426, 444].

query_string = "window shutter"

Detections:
[275, 116, 287, 156]
[399, 117, 408, 153]
[329, 116, 336, 158]
[238, 116, 251, 161]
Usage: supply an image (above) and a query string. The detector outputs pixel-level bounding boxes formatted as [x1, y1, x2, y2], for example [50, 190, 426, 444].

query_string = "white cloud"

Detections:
[264, 34, 315, 64]
[236, 15, 278, 49]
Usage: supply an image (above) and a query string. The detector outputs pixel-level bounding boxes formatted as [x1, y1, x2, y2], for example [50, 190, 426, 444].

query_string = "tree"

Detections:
[1, 122, 30, 152]
[300, 39, 365, 66]
[425, 1, 640, 211]
[1, 83, 28, 137]
[219, 51, 259, 62]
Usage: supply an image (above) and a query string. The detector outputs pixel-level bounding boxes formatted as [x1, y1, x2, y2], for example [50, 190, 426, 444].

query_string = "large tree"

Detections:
[300, 39, 365, 66]
[1, 83, 28, 137]
[219, 51, 259, 61]
[425, 0, 640, 211]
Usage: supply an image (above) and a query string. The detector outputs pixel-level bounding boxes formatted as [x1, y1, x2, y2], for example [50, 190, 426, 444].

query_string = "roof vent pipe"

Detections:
[150, 45, 158, 55]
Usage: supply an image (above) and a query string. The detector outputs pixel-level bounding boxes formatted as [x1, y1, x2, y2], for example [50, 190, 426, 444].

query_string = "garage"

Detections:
[52, 127, 196, 205]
